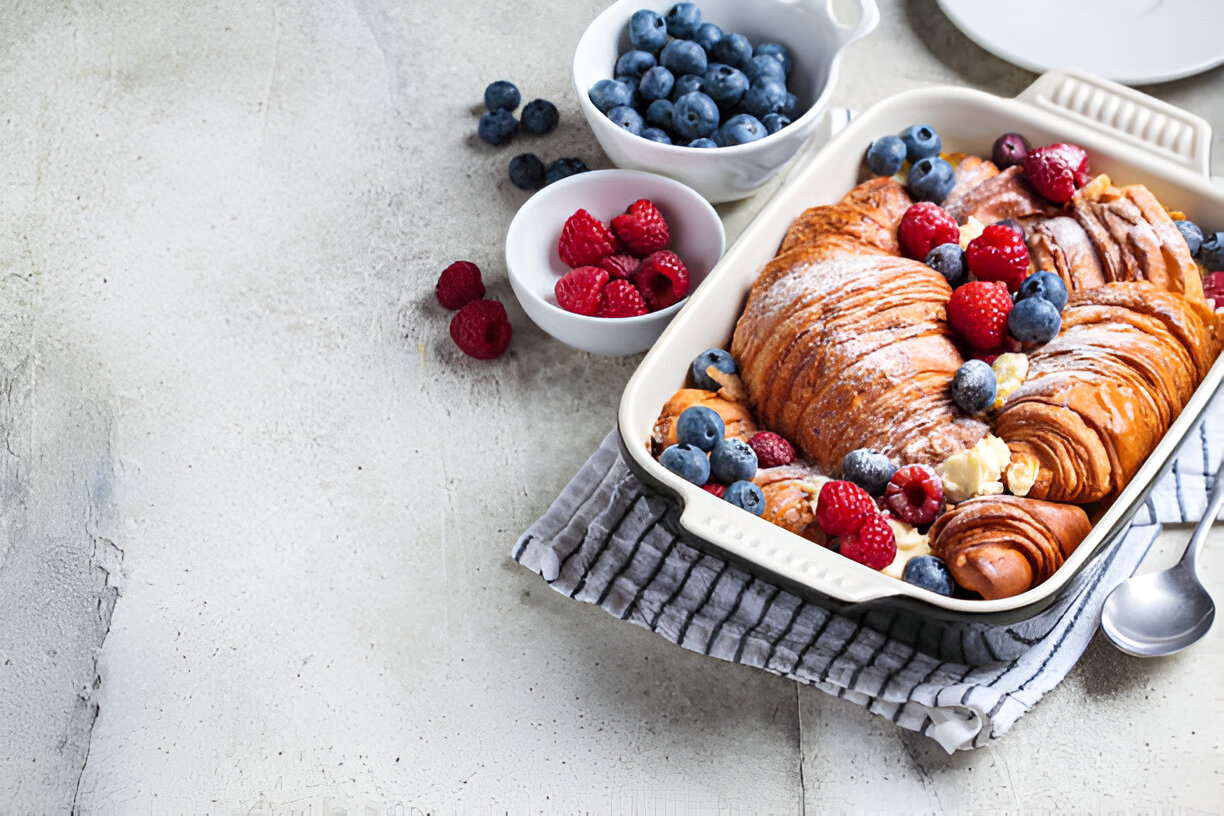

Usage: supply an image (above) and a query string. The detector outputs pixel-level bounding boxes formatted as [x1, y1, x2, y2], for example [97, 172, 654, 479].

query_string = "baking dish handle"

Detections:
[824, 0, 880, 49]
[1015, 69, 1213, 177]
[677, 500, 901, 604]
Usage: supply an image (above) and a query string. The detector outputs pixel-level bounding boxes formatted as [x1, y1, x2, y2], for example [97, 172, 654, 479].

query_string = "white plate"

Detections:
[938, 0, 1224, 85]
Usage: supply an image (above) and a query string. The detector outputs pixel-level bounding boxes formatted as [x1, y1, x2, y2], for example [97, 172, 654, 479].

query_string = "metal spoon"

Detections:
[1100, 468, 1223, 657]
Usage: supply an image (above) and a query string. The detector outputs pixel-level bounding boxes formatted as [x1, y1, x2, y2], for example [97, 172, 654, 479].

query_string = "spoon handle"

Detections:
[1185, 465, 1224, 572]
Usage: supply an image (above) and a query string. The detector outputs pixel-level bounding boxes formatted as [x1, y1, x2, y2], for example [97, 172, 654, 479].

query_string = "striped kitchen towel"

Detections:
[512, 386, 1222, 753]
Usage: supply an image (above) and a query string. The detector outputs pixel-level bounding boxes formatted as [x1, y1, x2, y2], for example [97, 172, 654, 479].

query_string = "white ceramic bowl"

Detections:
[573, 0, 879, 203]
[505, 169, 726, 356]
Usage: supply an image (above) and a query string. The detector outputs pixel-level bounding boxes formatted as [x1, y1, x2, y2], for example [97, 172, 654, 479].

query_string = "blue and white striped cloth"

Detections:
[513, 386, 1222, 752]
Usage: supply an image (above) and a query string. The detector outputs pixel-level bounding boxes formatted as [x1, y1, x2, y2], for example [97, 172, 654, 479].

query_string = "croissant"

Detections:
[649, 388, 757, 457]
[929, 495, 1092, 600]
[731, 251, 989, 471]
[944, 153, 1000, 203]
[777, 176, 911, 257]
[753, 465, 827, 544]
[1026, 215, 1108, 291]
[1070, 176, 1204, 301]
[996, 282, 1222, 503]
[943, 164, 1060, 226]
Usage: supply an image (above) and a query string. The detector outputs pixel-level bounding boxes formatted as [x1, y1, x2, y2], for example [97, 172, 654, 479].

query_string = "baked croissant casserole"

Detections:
[650, 132, 1223, 601]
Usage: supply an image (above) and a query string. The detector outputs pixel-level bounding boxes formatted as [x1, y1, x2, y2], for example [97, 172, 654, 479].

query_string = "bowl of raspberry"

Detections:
[505, 168, 725, 356]
[573, 0, 879, 203]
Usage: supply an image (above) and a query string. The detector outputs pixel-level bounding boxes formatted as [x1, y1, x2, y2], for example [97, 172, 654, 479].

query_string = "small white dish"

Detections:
[573, 0, 879, 203]
[505, 169, 726, 356]
[938, 0, 1224, 85]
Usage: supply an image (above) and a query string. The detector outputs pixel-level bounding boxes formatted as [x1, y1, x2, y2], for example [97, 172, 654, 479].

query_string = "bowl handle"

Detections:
[676, 498, 902, 605]
[1016, 69, 1213, 177]
[823, 0, 880, 49]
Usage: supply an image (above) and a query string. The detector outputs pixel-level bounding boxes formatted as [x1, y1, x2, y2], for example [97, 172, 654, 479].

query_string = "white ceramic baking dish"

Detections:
[617, 69, 1224, 629]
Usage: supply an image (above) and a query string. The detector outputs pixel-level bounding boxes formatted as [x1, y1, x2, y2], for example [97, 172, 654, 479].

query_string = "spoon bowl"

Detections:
[1100, 467, 1223, 658]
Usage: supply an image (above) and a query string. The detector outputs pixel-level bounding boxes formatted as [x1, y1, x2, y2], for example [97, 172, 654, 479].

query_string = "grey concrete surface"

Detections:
[0, 0, 1221, 812]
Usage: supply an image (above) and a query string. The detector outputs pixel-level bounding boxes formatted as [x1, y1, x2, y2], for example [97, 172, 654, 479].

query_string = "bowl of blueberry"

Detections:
[573, 0, 879, 203]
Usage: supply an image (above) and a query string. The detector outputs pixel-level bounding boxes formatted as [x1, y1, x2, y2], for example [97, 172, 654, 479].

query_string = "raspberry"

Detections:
[816, 479, 876, 537]
[611, 198, 671, 256]
[965, 223, 1031, 292]
[898, 202, 960, 261]
[596, 278, 649, 318]
[557, 208, 618, 268]
[1204, 271, 1224, 306]
[883, 464, 944, 526]
[599, 252, 641, 280]
[435, 260, 485, 310]
[449, 299, 512, 359]
[1022, 142, 1090, 204]
[555, 266, 610, 316]
[947, 280, 1013, 351]
[633, 250, 690, 311]
[748, 431, 795, 468]
[839, 514, 897, 570]
[701, 483, 727, 498]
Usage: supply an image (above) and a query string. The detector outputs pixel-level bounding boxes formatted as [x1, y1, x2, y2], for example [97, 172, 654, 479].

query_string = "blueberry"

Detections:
[676, 405, 726, 451]
[589, 78, 632, 114]
[694, 22, 723, 52]
[477, 109, 517, 146]
[1200, 231, 1224, 270]
[673, 91, 720, 140]
[660, 443, 711, 485]
[671, 73, 705, 101]
[641, 127, 672, 144]
[646, 98, 675, 131]
[687, 137, 718, 148]
[1017, 270, 1068, 312]
[906, 156, 955, 203]
[754, 42, 792, 77]
[741, 80, 788, 120]
[1175, 219, 1204, 256]
[950, 359, 997, 414]
[607, 105, 645, 135]
[762, 113, 790, 135]
[665, 2, 702, 38]
[616, 49, 657, 79]
[702, 63, 749, 108]
[744, 54, 786, 85]
[780, 92, 799, 119]
[638, 65, 675, 101]
[925, 242, 968, 288]
[484, 80, 520, 112]
[710, 33, 753, 69]
[991, 132, 1030, 169]
[900, 124, 941, 162]
[841, 448, 896, 497]
[629, 9, 669, 53]
[720, 113, 766, 146]
[902, 555, 955, 596]
[508, 153, 545, 189]
[661, 39, 708, 76]
[615, 76, 642, 109]
[1008, 296, 1062, 344]
[710, 437, 757, 484]
[545, 157, 589, 185]
[520, 99, 558, 135]
[724, 480, 766, 516]
[690, 347, 736, 389]
[865, 135, 907, 176]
